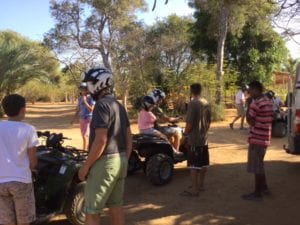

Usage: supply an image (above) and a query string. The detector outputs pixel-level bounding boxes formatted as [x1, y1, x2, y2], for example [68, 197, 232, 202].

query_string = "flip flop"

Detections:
[187, 186, 206, 192]
[179, 190, 199, 197]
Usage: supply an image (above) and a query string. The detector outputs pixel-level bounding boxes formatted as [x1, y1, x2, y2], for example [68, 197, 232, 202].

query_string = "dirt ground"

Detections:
[22, 103, 300, 225]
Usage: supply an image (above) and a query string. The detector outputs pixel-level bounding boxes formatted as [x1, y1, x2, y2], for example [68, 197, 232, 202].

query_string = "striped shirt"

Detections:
[248, 96, 274, 147]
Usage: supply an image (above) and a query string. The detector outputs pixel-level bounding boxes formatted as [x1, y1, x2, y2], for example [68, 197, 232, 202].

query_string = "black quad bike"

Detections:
[272, 109, 288, 138]
[128, 124, 188, 186]
[34, 131, 87, 225]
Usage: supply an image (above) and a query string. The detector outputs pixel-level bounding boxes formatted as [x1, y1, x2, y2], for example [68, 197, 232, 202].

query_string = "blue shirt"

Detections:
[78, 95, 95, 119]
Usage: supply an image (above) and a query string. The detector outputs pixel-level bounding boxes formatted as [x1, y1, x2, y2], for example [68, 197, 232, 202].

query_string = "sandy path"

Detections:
[20, 103, 300, 225]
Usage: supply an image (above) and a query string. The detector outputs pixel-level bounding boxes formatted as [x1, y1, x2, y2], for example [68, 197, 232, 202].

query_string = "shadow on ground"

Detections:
[46, 160, 300, 225]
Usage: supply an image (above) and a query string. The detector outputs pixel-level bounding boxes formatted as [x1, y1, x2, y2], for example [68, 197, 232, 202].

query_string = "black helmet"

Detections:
[150, 88, 166, 104]
[265, 90, 275, 99]
[142, 95, 155, 110]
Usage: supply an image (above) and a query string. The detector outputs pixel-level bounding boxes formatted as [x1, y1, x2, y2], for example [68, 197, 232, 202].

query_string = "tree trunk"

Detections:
[216, 2, 229, 104]
[122, 93, 128, 112]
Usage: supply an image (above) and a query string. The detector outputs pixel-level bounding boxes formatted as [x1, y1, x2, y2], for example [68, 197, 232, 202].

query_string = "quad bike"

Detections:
[128, 124, 188, 186]
[34, 131, 88, 225]
[272, 109, 287, 138]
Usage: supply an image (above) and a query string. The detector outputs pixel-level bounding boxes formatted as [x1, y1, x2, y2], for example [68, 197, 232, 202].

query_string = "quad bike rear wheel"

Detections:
[146, 153, 173, 185]
[272, 121, 287, 138]
[64, 182, 85, 225]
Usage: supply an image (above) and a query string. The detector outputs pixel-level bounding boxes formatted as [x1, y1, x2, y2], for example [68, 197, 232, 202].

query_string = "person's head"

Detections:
[265, 90, 275, 100]
[190, 83, 202, 96]
[1, 94, 26, 120]
[79, 82, 88, 95]
[142, 95, 156, 111]
[151, 88, 166, 105]
[81, 66, 113, 100]
[240, 84, 249, 92]
[248, 81, 264, 99]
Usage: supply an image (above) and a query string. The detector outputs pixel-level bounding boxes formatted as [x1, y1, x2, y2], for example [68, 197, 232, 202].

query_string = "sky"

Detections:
[0, 0, 299, 59]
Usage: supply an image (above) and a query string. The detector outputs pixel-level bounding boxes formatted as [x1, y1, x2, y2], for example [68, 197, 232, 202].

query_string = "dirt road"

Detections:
[23, 103, 300, 225]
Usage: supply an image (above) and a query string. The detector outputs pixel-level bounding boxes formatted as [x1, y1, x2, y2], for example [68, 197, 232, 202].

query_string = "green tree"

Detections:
[0, 31, 60, 96]
[189, 0, 278, 103]
[45, 0, 146, 70]
[146, 15, 196, 93]
[226, 23, 288, 83]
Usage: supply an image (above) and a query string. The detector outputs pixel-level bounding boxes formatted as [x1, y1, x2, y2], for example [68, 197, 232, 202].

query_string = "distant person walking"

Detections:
[71, 83, 95, 150]
[229, 85, 248, 130]
[242, 81, 273, 201]
[0, 94, 39, 225]
[181, 83, 211, 197]
[78, 67, 132, 225]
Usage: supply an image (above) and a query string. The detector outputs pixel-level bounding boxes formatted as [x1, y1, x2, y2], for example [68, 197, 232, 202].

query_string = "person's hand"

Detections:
[78, 164, 89, 181]
[82, 95, 88, 103]
[176, 116, 183, 121]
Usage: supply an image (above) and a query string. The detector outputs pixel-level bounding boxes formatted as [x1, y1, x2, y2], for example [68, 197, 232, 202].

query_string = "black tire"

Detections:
[272, 122, 287, 138]
[64, 182, 85, 225]
[128, 151, 142, 175]
[146, 153, 174, 185]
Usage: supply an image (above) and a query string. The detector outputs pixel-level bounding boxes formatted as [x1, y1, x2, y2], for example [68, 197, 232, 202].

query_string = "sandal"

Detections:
[179, 190, 199, 197]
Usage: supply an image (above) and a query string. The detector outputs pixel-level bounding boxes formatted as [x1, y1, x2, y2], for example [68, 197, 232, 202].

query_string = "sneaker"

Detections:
[229, 123, 233, 129]
[241, 192, 263, 201]
[239, 127, 247, 130]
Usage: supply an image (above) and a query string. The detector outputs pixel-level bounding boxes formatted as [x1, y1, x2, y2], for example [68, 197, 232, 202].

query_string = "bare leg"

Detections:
[173, 131, 182, 151]
[231, 115, 241, 126]
[82, 135, 89, 150]
[197, 167, 207, 190]
[240, 116, 245, 128]
[85, 213, 101, 225]
[190, 169, 199, 195]
[109, 206, 124, 225]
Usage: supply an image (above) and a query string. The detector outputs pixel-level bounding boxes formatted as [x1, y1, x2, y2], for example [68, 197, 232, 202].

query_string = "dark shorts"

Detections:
[247, 144, 266, 174]
[187, 145, 209, 169]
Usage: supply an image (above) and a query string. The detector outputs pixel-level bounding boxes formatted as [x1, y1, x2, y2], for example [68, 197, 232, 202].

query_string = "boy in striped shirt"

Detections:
[242, 81, 274, 201]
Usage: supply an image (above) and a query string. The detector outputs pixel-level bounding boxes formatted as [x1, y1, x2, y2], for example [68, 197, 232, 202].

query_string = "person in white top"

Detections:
[229, 85, 249, 130]
[0, 94, 39, 225]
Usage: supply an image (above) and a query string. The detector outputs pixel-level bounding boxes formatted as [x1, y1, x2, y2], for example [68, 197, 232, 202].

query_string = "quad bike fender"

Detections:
[137, 143, 173, 159]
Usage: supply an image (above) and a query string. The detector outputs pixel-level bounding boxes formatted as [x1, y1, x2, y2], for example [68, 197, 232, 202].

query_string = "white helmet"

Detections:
[81, 66, 113, 97]
[150, 88, 166, 104]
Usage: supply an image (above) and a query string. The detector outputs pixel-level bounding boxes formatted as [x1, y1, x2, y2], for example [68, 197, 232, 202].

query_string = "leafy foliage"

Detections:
[0, 31, 60, 96]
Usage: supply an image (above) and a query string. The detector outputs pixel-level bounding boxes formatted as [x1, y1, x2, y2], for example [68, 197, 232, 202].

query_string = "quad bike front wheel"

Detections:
[64, 182, 85, 225]
[146, 153, 174, 185]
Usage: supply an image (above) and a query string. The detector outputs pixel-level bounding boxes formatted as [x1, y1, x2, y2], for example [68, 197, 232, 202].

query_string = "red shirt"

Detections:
[248, 96, 274, 147]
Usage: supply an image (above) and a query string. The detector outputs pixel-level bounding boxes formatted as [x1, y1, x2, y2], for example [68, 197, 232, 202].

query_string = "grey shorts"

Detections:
[247, 144, 266, 174]
[236, 104, 246, 117]
[0, 181, 36, 224]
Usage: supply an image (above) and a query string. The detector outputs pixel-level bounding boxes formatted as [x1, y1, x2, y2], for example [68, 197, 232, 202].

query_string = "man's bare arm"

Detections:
[126, 126, 132, 159]
[28, 147, 37, 170]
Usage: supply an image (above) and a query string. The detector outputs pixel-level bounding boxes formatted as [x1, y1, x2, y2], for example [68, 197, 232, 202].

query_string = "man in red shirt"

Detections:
[242, 81, 274, 201]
